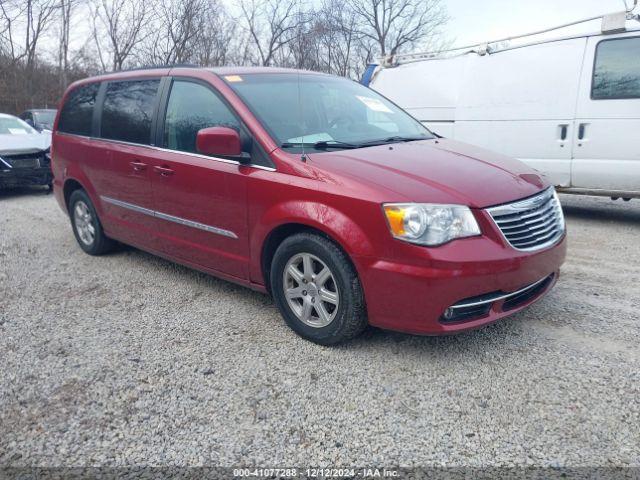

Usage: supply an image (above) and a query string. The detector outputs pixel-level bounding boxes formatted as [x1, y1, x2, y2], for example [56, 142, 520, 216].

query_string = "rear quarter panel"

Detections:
[52, 133, 102, 215]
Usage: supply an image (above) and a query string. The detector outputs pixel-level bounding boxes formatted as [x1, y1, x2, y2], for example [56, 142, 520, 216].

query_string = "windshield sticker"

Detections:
[356, 95, 393, 113]
[8, 128, 28, 135]
[286, 132, 334, 144]
[224, 75, 243, 82]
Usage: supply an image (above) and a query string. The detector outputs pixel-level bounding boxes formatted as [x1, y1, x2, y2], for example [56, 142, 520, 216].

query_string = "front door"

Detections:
[572, 34, 640, 193]
[149, 79, 249, 280]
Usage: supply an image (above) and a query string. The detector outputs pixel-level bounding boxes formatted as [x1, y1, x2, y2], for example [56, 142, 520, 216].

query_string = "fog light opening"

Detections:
[440, 303, 493, 323]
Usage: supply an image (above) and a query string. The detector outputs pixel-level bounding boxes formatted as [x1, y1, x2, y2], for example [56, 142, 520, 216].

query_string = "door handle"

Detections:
[153, 165, 174, 177]
[558, 124, 568, 141]
[578, 123, 587, 140]
[130, 161, 147, 172]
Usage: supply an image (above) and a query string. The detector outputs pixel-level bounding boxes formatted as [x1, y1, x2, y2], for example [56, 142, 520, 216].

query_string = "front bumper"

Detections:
[354, 233, 566, 335]
[0, 166, 52, 188]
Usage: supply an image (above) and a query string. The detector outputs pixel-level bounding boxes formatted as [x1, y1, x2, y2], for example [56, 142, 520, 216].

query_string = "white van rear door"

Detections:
[572, 33, 640, 193]
[454, 38, 586, 188]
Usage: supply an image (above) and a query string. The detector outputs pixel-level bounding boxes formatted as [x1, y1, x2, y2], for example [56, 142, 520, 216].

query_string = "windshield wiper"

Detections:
[281, 136, 428, 151]
[281, 140, 360, 150]
[358, 135, 429, 147]
[313, 140, 361, 149]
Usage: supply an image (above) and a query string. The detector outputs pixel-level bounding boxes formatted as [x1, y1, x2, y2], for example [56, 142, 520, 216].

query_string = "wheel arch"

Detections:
[255, 203, 376, 293]
[63, 178, 85, 212]
[261, 223, 331, 293]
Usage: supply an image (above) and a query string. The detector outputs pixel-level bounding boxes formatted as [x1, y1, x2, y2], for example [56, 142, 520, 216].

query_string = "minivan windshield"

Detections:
[224, 73, 433, 151]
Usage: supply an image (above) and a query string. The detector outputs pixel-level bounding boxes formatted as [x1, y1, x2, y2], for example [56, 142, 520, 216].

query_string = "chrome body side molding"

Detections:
[100, 196, 238, 239]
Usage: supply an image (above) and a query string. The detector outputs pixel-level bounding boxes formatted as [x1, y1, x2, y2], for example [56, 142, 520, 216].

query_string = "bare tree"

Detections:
[24, 0, 58, 71]
[0, 0, 23, 61]
[284, 0, 385, 78]
[239, 0, 303, 66]
[316, 0, 363, 76]
[142, 0, 205, 65]
[92, 0, 152, 71]
[193, 1, 235, 67]
[0, 0, 57, 67]
[347, 0, 447, 57]
[0, 0, 57, 108]
[58, 0, 84, 91]
[0, 0, 449, 113]
[285, 9, 318, 70]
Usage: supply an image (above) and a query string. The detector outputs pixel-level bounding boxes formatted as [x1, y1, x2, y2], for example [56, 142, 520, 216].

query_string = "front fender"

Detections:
[249, 200, 377, 285]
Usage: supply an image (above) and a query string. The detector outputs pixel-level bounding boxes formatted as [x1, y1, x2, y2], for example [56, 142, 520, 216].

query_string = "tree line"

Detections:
[0, 0, 448, 114]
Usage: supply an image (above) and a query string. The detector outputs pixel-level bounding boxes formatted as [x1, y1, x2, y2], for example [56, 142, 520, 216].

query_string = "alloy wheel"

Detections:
[73, 200, 95, 246]
[282, 253, 340, 328]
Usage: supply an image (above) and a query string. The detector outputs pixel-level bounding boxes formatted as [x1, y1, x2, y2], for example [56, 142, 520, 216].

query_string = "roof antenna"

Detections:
[296, 3, 307, 163]
[297, 68, 307, 163]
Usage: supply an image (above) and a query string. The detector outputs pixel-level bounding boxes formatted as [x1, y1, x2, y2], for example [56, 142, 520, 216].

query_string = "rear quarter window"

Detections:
[592, 37, 640, 100]
[100, 79, 160, 144]
[58, 83, 100, 136]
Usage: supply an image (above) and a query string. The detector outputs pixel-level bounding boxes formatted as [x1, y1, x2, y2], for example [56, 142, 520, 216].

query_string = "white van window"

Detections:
[592, 37, 640, 100]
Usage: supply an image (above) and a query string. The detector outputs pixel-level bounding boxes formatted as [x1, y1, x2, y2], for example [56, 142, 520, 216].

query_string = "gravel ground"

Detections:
[0, 189, 639, 468]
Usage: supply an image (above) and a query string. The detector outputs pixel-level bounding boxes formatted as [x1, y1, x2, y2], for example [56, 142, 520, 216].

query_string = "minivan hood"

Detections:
[0, 132, 51, 156]
[309, 138, 548, 208]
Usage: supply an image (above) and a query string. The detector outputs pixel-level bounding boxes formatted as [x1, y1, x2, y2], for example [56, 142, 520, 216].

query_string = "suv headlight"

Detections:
[383, 203, 481, 246]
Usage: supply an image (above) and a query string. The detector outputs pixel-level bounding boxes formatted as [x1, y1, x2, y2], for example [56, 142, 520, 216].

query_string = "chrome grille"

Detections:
[487, 187, 565, 251]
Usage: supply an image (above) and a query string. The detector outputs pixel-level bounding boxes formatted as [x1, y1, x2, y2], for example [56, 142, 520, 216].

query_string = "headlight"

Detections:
[383, 203, 481, 246]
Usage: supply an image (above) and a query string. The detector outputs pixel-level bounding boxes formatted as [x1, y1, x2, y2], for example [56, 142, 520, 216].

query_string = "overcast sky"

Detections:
[445, 0, 633, 47]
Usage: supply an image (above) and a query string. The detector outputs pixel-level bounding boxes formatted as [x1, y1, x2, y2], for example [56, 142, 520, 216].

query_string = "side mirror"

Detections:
[196, 127, 242, 157]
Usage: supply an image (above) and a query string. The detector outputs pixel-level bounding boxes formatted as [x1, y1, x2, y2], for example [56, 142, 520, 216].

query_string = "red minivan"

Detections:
[52, 66, 566, 344]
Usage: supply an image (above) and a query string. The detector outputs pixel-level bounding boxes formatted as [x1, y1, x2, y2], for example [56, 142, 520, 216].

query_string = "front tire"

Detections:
[68, 189, 114, 255]
[270, 232, 367, 345]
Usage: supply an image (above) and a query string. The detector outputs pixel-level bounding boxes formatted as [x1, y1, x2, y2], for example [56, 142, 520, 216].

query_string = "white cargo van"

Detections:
[367, 11, 640, 199]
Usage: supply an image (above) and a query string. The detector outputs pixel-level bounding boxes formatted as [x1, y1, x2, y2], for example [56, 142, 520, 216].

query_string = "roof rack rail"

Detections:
[108, 63, 201, 74]
[383, 2, 639, 66]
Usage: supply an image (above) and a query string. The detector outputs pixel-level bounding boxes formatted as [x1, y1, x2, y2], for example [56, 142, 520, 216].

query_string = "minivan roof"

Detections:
[208, 66, 327, 76]
[64, 66, 329, 93]
[72, 65, 326, 85]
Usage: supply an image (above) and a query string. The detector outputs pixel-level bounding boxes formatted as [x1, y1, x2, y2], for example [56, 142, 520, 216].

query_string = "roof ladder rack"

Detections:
[383, 2, 639, 66]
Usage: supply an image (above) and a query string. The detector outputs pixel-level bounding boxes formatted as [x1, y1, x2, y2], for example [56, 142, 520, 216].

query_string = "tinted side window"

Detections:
[592, 37, 640, 99]
[163, 80, 240, 153]
[58, 83, 99, 136]
[101, 79, 160, 144]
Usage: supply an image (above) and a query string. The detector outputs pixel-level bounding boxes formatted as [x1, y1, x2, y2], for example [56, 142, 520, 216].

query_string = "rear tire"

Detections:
[270, 232, 367, 345]
[68, 189, 115, 255]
